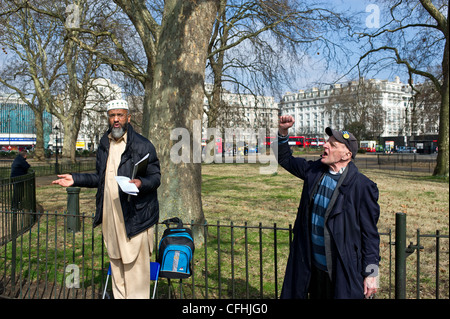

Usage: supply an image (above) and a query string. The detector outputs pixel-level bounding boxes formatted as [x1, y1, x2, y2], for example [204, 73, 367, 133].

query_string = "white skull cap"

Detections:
[106, 99, 129, 111]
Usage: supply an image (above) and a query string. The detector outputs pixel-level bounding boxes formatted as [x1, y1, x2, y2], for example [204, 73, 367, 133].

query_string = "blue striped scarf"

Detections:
[311, 171, 342, 271]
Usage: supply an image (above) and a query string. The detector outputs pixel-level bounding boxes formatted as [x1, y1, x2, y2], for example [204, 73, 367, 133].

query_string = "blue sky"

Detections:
[1, 1, 442, 97]
[289, 0, 415, 91]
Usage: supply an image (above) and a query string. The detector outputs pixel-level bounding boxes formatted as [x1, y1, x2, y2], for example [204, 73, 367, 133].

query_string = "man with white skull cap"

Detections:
[53, 99, 161, 299]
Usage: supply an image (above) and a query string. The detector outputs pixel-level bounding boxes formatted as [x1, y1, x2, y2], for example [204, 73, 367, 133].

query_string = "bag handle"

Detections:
[161, 217, 184, 229]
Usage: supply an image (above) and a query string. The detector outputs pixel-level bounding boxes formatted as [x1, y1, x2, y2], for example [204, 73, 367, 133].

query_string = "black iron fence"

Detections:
[375, 153, 437, 173]
[0, 172, 36, 232]
[0, 154, 438, 178]
[0, 161, 96, 179]
[0, 170, 447, 299]
[0, 209, 448, 299]
[300, 154, 437, 174]
[0, 172, 37, 256]
[0, 210, 103, 299]
[414, 229, 448, 299]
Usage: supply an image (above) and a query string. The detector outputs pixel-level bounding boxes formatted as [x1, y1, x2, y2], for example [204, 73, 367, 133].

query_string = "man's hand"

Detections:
[364, 276, 378, 299]
[52, 174, 74, 187]
[129, 178, 142, 189]
[279, 115, 295, 136]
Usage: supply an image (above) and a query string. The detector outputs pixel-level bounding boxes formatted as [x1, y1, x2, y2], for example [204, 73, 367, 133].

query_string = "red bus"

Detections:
[202, 138, 223, 154]
[288, 136, 307, 148]
[265, 136, 307, 147]
[265, 136, 309, 148]
[265, 136, 275, 146]
[306, 137, 325, 147]
[360, 140, 376, 152]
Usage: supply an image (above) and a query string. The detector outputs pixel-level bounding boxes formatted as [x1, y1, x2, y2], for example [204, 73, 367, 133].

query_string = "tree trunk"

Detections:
[32, 109, 45, 161]
[147, 0, 219, 241]
[61, 115, 81, 163]
[141, 74, 153, 139]
[433, 37, 449, 177]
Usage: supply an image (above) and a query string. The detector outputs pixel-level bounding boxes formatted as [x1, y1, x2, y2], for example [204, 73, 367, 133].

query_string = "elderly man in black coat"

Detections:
[276, 115, 380, 299]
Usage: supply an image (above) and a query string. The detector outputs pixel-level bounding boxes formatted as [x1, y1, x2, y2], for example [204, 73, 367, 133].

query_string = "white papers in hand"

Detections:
[115, 176, 139, 196]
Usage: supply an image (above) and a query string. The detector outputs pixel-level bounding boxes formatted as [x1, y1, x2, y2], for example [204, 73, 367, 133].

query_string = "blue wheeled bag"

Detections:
[157, 217, 194, 279]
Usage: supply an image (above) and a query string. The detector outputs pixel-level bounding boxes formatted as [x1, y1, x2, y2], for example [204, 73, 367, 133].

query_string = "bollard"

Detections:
[395, 212, 407, 299]
[66, 187, 81, 233]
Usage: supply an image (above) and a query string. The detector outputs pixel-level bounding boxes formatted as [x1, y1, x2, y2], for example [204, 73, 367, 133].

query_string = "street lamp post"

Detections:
[54, 124, 59, 174]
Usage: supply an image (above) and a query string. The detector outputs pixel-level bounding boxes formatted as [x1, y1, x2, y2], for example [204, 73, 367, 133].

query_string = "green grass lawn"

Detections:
[5, 162, 446, 299]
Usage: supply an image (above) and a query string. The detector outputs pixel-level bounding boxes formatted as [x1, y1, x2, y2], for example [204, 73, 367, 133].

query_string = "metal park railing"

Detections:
[0, 209, 447, 299]
[0, 172, 36, 214]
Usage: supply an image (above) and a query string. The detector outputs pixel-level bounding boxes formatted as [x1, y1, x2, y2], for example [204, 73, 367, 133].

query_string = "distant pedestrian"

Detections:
[10, 150, 31, 210]
[10, 150, 30, 178]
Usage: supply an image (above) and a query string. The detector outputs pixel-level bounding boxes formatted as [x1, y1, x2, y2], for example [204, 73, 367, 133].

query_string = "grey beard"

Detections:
[111, 124, 127, 139]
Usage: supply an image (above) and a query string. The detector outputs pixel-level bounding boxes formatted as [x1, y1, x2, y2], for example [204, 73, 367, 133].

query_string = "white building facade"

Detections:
[279, 76, 415, 139]
[71, 78, 122, 151]
[202, 84, 279, 135]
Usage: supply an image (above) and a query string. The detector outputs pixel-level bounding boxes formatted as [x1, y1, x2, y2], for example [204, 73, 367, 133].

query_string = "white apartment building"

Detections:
[279, 76, 414, 139]
[62, 78, 122, 151]
[203, 83, 279, 135]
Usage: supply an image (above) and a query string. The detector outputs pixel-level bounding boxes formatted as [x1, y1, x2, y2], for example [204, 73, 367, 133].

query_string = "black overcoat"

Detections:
[72, 124, 160, 238]
[277, 141, 380, 299]
[10, 154, 30, 178]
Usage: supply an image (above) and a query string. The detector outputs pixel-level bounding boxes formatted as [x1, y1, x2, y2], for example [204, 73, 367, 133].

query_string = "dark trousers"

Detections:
[309, 265, 334, 299]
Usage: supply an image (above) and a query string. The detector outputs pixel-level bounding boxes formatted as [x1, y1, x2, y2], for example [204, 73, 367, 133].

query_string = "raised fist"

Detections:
[279, 115, 294, 136]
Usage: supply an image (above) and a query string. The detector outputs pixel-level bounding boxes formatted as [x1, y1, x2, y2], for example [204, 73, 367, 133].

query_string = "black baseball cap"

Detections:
[325, 127, 358, 159]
